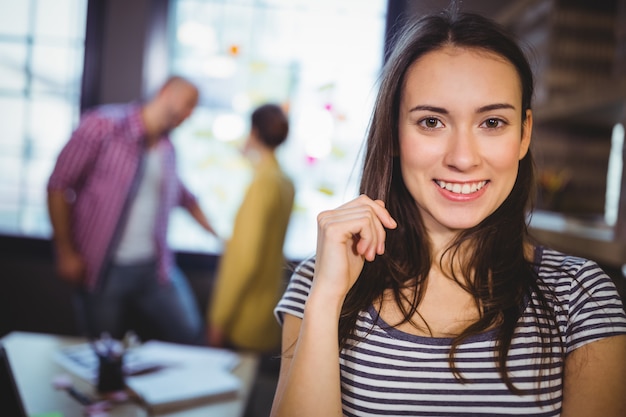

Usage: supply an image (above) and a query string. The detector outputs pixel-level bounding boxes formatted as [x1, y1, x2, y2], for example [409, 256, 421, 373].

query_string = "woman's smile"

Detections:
[434, 179, 488, 195]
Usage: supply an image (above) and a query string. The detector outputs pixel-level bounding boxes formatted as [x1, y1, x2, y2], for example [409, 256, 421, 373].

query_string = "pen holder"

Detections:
[96, 352, 125, 393]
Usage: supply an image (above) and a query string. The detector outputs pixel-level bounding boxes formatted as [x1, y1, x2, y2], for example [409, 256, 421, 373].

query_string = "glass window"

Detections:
[0, 0, 87, 237]
[167, 0, 387, 260]
[34, 0, 87, 40]
[0, 2, 30, 37]
[31, 44, 85, 94]
[0, 0, 387, 262]
[0, 97, 26, 150]
[0, 44, 28, 90]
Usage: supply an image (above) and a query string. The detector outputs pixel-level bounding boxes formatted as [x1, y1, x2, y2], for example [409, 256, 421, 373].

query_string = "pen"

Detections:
[125, 363, 167, 376]
[53, 374, 115, 414]
[52, 374, 95, 405]
[67, 385, 94, 405]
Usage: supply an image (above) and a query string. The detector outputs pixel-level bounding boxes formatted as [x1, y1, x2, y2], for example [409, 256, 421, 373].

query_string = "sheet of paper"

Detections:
[54, 340, 241, 383]
[125, 365, 241, 411]
[131, 340, 240, 371]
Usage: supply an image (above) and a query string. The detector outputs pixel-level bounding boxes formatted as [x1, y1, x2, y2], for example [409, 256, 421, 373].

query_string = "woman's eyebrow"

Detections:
[408, 103, 516, 114]
[408, 105, 448, 114]
[476, 103, 516, 113]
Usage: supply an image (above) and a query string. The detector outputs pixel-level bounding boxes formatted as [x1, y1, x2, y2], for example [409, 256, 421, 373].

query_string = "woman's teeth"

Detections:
[436, 180, 487, 194]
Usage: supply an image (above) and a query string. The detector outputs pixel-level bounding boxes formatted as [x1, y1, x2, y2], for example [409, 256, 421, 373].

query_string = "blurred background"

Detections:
[1, 0, 626, 369]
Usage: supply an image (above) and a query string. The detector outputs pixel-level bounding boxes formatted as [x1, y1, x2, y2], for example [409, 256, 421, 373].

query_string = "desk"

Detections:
[1, 331, 259, 417]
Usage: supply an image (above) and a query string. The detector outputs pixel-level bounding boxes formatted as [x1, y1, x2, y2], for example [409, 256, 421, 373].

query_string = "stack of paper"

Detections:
[55, 340, 242, 412]
[126, 364, 241, 413]
[123, 341, 242, 412]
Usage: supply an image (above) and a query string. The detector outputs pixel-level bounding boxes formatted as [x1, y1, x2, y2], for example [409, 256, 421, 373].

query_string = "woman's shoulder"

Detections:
[292, 255, 316, 279]
[532, 245, 624, 311]
[533, 246, 626, 351]
[534, 246, 606, 285]
[535, 245, 592, 269]
[274, 255, 316, 324]
[285, 255, 316, 293]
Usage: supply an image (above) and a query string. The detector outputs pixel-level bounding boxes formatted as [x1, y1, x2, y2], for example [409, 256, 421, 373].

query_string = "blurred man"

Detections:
[208, 103, 294, 352]
[47, 76, 216, 345]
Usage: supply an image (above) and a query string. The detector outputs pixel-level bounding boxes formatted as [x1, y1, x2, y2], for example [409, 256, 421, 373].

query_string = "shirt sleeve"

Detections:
[47, 110, 113, 192]
[566, 259, 626, 353]
[273, 256, 315, 325]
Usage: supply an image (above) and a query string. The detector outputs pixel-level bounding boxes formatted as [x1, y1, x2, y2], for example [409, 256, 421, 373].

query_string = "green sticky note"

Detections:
[31, 412, 64, 417]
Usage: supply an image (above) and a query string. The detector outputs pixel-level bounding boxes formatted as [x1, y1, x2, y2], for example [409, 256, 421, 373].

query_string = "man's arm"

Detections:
[47, 190, 85, 285]
[187, 200, 218, 237]
[46, 110, 111, 285]
[172, 166, 218, 238]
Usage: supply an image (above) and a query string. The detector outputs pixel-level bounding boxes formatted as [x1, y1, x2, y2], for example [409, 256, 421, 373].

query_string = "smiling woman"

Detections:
[270, 6, 626, 417]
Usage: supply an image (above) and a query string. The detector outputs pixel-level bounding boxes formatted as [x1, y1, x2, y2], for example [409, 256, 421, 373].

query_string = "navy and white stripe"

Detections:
[274, 247, 626, 416]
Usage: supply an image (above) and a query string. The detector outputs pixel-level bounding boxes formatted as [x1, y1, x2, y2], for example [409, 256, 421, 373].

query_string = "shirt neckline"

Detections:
[364, 245, 544, 346]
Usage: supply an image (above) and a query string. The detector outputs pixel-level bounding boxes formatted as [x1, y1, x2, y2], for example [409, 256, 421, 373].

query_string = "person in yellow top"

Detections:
[207, 103, 295, 352]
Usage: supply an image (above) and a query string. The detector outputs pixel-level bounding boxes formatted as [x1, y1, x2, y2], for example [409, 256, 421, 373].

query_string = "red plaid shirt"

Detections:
[47, 103, 198, 291]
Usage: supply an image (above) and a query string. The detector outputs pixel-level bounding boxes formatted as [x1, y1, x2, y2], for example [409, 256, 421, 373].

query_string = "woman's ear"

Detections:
[519, 109, 533, 160]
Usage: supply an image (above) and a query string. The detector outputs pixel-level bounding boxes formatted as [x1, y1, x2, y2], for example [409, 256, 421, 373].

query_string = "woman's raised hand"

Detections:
[312, 195, 397, 303]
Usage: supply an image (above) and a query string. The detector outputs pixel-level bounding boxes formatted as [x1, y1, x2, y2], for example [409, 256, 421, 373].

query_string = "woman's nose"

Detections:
[443, 128, 481, 171]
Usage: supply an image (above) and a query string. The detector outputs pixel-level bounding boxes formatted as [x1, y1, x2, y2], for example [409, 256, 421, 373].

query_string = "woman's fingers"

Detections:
[317, 195, 397, 261]
[372, 198, 398, 228]
[320, 211, 376, 261]
[312, 195, 398, 301]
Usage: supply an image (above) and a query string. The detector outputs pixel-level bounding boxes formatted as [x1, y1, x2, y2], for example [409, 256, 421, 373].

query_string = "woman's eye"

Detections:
[482, 118, 503, 128]
[419, 118, 442, 129]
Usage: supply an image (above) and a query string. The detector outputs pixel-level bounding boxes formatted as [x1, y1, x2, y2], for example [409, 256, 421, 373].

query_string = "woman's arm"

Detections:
[270, 195, 397, 417]
[270, 302, 344, 416]
[561, 334, 626, 417]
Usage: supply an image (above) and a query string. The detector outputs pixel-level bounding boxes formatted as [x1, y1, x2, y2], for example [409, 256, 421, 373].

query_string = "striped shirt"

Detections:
[47, 103, 198, 290]
[274, 247, 626, 416]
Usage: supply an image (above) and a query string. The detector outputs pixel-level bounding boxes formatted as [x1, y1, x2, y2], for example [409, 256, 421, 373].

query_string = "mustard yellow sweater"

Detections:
[209, 154, 294, 352]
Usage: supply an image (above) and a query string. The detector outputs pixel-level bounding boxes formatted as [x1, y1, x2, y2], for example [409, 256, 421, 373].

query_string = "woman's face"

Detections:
[398, 45, 532, 239]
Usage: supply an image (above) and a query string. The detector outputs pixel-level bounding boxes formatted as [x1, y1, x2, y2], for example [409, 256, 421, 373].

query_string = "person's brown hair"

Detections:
[252, 104, 289, 149]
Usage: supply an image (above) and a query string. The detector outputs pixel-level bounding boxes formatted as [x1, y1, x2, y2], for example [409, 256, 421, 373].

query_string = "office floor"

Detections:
[243, 354, 281, 417]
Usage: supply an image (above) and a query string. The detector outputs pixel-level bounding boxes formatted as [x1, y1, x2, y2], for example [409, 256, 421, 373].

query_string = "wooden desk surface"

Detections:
[1, 331, 259, 417]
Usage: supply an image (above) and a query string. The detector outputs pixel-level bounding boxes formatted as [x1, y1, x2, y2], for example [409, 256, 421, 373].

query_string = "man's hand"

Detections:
[188, 202, 219, 238]
[55, 248, 86, 286]
[48, 189, 85, 286]
[206, 324, 226, 348]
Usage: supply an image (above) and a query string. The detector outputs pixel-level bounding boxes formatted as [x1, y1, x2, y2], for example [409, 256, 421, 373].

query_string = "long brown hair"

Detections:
[341, 9, 559, 393]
